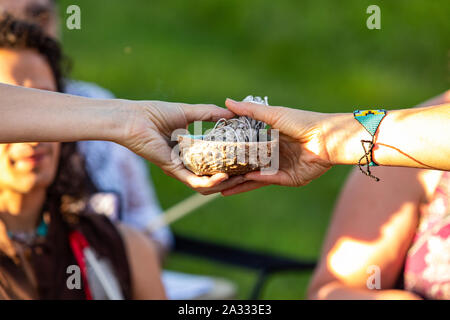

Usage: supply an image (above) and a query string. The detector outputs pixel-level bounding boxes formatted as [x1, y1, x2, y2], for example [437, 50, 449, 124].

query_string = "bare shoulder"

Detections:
[116, 224, 166, 300]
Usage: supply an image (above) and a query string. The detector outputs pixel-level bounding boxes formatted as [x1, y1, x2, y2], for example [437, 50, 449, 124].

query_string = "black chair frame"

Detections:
[173, 234, 317, 299]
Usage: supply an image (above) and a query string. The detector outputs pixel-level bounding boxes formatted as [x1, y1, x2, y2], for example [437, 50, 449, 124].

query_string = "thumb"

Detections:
[180, 103, 234, 124]
[225, 98, 280, 125]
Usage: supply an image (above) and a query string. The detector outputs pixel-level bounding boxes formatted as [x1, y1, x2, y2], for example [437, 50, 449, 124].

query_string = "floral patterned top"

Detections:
[404, 172, 450, 299]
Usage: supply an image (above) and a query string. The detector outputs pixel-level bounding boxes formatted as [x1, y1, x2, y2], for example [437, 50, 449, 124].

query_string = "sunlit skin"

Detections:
[326, 204, 416, 281]
[306, 167, 443, 300]
[306, 91, 450, 300]
[0, 48, 165, 299]
[0, 48, 60, 233]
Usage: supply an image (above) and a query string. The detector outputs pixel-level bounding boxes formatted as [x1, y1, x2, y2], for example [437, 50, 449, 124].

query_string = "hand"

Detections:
[222, 99, 332, 196]
[118, 100, 245, 194]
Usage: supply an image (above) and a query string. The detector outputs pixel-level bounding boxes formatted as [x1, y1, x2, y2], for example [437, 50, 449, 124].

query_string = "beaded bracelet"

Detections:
[353, 109, 387, 181]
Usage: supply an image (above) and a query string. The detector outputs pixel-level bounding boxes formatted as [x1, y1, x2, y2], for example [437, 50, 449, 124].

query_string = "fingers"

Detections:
[169, 165, 256, 195]
[171, 167, 232, 190]
[221, 181, 270, 196]
[180, 103, 234, 124]
[244, 170, 288, 185]
[197, 175, 247, 195]
[185, 171, 229, 189]
[171, 164, 279, 195]
[225, 98, 281, 125]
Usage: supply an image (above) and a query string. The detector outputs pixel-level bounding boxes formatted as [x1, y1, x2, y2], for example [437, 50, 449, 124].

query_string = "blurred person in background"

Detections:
[306, 91, 450, 300]
[0, 15, 164, 299]
[222, 91, 449, 299]
[0, 0, 236, 299]
[0, 0, 173, 260]
[221, 91, 449, 298]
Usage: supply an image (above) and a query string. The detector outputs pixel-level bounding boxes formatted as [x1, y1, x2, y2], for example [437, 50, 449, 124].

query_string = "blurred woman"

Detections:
[0, 0, 174, 258]
[307, 93, 450, 300]
[0, 15, 165, 299]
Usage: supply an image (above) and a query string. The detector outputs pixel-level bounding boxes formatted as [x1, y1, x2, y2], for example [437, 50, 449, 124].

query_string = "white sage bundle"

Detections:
[203, 95, 268, 142]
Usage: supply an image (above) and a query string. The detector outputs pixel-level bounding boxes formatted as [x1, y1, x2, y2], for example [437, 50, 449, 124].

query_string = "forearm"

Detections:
[322, 104, 450, 170]
[310, 282, 422, 300]
[0, 83, 129, 143]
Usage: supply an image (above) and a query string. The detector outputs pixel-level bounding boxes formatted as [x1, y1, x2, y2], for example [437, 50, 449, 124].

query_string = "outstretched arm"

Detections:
[0, 83, 124, 143]
[223, 96, 449, 195]
[321, 104, 449, 169]
[0, 84, 241, 193]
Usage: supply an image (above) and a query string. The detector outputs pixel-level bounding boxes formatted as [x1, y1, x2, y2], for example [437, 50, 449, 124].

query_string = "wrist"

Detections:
[107, 99, 143, 145]
[53, 96, 133, 143]
[302, 111, 335, 166]
[320, 112, 372, 166]
[318, 113, 338, 165]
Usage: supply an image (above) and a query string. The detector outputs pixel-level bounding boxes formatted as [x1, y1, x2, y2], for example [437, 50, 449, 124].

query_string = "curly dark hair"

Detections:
[0, 14, 96, 216]
[0, 13, 65, 91]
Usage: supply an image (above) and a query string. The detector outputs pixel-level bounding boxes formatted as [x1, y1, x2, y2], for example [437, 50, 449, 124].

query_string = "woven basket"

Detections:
[178, 135, 278, 176]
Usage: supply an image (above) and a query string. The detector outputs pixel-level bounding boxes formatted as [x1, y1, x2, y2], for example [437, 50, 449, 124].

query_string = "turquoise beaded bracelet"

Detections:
[353, 109, 387, 181]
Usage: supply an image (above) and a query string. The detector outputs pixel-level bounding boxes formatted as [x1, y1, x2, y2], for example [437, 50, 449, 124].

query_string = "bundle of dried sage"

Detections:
[203, 96, 268, 142]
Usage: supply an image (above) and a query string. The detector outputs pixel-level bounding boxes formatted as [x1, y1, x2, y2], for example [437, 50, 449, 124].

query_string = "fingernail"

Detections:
[226, 98, 237, 104]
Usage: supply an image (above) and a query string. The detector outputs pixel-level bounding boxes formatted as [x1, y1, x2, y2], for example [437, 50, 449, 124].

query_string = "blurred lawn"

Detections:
[59, 0, 449, 299]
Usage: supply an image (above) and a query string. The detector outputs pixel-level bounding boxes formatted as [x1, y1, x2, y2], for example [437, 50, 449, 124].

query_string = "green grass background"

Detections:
[58, 0, 449, 299]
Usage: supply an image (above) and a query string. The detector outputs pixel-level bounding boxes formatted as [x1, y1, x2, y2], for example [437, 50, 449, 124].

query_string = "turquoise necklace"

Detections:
[7, 218, 48, 245]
